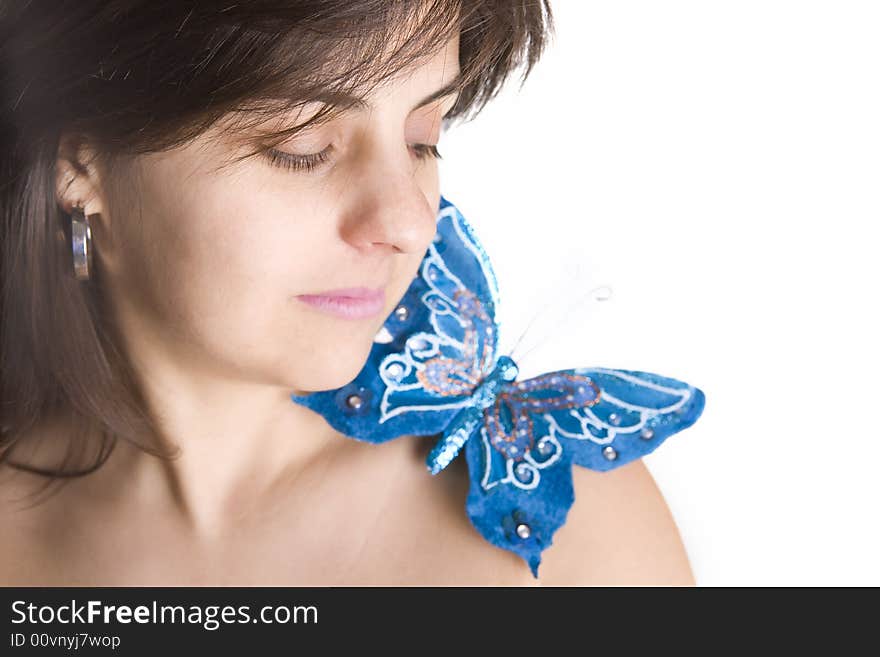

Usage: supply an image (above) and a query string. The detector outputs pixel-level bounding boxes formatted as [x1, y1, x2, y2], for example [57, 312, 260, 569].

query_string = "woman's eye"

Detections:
[263, 145, 332, 173]
[410, 143, 443, 161]
[263, 142, 442, 173]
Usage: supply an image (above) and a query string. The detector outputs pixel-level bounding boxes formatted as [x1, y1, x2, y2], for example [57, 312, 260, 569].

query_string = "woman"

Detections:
[0, 0, 695, 585]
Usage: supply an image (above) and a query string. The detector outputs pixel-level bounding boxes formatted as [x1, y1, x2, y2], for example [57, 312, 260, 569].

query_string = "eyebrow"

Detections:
[411, 73, 464, 110]
[308, 72, 464, 114]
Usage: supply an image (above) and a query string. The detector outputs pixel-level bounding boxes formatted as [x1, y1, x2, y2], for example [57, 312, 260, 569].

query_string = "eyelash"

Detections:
[264, 143, 442, 173]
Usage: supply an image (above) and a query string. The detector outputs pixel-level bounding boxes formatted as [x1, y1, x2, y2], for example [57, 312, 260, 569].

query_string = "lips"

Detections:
[302, 286, 384, 300]
[295, 286, 386, 320]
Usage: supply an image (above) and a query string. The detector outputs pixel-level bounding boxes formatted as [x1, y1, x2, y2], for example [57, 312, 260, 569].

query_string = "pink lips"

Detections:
[296, 286, 386, 320]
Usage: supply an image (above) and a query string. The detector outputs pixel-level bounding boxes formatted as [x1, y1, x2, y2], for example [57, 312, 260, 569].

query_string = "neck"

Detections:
[109, 325, 362, 537]
[136, 375, 345, 534]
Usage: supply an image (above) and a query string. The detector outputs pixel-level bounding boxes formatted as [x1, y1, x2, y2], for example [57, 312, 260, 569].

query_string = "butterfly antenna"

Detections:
[511, 283, 613, 366]
[505, 276, 570, 359]
[507, 259, 596, 357]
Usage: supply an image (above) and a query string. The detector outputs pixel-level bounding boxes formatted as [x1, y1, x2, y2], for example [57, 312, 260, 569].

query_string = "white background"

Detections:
[438, 1, 879, 585]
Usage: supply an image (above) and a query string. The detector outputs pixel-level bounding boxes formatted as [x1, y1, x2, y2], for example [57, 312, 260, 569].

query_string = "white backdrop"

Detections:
[438, 0, 879, 586]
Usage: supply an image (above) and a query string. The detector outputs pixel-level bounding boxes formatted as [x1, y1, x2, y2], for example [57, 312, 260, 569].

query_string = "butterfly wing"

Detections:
[463, 366, 705, 577]
[463, 427, 575, 578]
[289, 195, 501, 443]
[544, 367, 705, 470]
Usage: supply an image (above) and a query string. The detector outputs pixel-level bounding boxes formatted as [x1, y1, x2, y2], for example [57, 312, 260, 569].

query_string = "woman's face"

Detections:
[98, 35, 460, 393]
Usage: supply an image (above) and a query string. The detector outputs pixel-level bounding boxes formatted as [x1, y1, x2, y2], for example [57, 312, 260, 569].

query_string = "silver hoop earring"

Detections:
[70, 205, 93, 281]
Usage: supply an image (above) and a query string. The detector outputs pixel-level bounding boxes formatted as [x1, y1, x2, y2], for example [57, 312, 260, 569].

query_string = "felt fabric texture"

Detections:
[290, 195, 705, 578]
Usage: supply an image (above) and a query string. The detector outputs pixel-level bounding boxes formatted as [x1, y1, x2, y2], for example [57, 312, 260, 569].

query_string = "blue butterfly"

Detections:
[290, 195, 705, 578]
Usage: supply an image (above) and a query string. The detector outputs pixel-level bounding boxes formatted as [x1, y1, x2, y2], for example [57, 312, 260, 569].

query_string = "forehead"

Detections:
[328, 29, 461, 113]
[204, 27, 461, 149]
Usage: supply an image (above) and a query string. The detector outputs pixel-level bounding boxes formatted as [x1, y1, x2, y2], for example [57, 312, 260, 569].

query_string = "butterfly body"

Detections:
[425, 355, 519, 474]
[290, 196, 706, 578]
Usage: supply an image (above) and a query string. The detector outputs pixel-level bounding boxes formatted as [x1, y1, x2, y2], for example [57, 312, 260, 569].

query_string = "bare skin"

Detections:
[0, 29, 695, 586]
[0, 423, 693, 586]
[1, 421, 541, 586]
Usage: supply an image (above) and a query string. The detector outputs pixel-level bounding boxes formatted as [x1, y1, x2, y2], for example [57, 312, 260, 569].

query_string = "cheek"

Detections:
[171, 227, 311, 342]
[128, 200, 389, 388]
[114, 148, 439, 388]
[118, 190, 310, 359]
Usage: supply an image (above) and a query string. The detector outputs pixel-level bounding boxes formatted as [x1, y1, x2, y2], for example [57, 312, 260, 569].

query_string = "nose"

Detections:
[338, 148, 438, 255]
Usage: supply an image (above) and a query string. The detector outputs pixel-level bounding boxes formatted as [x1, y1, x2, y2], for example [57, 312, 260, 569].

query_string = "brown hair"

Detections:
[0, 0, 555, 493]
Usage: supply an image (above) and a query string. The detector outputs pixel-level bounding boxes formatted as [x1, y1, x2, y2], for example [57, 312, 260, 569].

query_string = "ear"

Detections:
[55, 132, 107, 217]
[55, 133, 124, 272]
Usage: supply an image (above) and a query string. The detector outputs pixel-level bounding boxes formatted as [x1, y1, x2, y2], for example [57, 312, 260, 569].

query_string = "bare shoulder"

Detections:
[0, 467, 50, 584]
[536, 459, 695, 586]
[0, 420, 83, 584]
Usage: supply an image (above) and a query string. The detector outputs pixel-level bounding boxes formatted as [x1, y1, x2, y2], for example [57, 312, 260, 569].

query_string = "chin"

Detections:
[289, 338, 375, 393]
